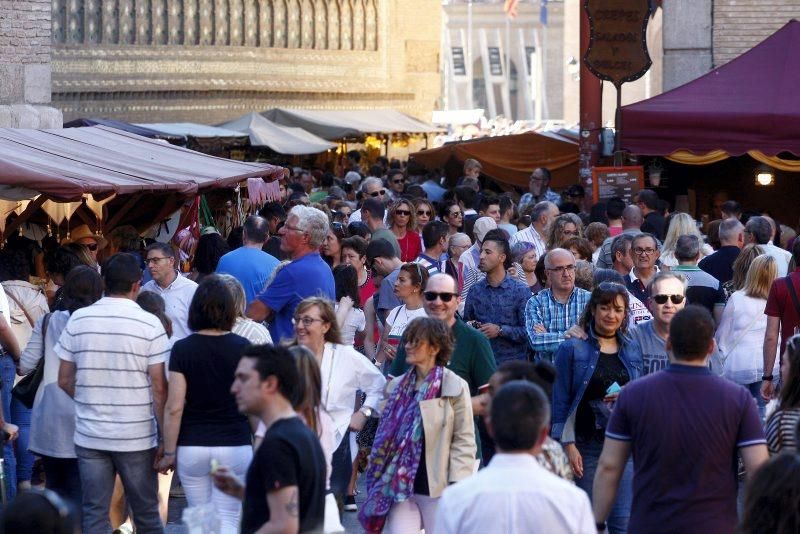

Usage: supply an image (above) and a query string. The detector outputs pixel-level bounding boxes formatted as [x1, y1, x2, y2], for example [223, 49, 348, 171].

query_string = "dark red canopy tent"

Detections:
[620, 20, 800, 157]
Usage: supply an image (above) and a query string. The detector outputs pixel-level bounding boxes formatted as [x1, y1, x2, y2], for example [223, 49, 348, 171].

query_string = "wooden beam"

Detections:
[75, 205, 96, 230]
[3, 196, 47, 242]
[105, 193, 144, 231]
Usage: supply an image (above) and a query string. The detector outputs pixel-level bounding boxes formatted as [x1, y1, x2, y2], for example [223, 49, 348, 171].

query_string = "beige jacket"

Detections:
[385, 367, 476, 498]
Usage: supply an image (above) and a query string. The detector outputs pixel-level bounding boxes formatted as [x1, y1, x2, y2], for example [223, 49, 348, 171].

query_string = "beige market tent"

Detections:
[218, 113, 337, 155]
[262, 108, 441, 140]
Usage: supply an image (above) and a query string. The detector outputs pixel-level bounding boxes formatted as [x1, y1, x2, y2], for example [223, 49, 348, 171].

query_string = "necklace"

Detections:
[592, 326, 616, 339]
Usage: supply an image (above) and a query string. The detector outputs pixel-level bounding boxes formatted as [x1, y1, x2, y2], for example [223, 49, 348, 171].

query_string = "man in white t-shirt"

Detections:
[57, 253, 170, 533]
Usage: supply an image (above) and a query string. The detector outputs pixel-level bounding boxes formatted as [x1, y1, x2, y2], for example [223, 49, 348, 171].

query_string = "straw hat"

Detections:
[62, 224, 107, 249]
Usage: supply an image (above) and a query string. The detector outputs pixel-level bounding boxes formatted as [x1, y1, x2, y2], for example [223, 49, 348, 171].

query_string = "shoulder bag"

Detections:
[784, 276, 800, 335]
[12, 312, 51, 409]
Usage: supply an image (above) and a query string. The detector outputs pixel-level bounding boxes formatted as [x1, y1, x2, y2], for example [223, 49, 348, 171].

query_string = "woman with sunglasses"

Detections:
[546, 213, 583, 251]
[292, 297, 386, 505]
[716, 254, 778, 418]
[764, 334, 800, 455]
[441, 201, 464, 238]
[552, 282, 642, 533]
[321, 222, 347, 269]
[414, 199, 435, 231]
[360, 317, 475, 533]
[378, 263, 429, 365]
[389, 200, 422, 262]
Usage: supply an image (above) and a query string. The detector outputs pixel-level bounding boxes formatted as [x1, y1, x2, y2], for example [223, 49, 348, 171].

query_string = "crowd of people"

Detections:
[0, 154, 799, 534]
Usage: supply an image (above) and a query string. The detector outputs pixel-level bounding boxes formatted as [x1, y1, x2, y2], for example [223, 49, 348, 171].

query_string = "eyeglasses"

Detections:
[284, 224, 307, 234]
[293, 316, 327, 327]
[652, 294, 685, 305]
[424, 291, 458, 302]
[417, 210, 431, 216]
[369, 189, 388, 197]
[633, 247, 657, 256]
[448, 211, 463, 218]
[561, 230, 578, 237]
[546, 264, 576, 274]
[145, 257, 171, 265]
[86, 243, 99, 251]
[395, 210, 411, 216]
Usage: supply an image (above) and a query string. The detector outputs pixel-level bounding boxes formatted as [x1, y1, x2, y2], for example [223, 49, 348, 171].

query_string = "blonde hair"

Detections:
[661, 213, 703, 257]
[546, 213, 583, 251]
[389, 199, 417, 232]
[743, 254, 777, 300]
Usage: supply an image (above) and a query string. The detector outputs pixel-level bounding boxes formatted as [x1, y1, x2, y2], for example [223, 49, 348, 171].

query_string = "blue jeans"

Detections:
[76, 445, 163, 534]
[10, 396, 33, 483]
[0, 354, 17, 499]
[746, 381, 766, 421]
[576, 437, 633, 534]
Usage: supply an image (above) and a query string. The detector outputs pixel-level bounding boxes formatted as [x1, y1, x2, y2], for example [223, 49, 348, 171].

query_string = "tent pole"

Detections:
[105, 193, 145, 231]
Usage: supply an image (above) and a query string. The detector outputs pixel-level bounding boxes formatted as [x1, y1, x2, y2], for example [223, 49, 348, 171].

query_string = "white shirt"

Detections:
[716, 290, 779, 384]
[141, 272, 198, 341]
[320, 342, 386, 448]
[55, 298, 170, 452]
[763, 243, 791, 277]
[336, 305, 366, 346]
[435, 453, 595, 534]
[510, 226, 548, 259]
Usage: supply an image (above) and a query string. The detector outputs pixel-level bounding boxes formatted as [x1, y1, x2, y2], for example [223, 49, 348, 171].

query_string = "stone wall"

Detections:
[0, 0, 62, 127]
[51, 0, 441, 124]
[713, 0, 800, 66]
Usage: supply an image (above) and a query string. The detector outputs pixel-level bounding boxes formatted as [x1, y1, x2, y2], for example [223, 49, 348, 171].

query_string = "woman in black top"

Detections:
[156, 275, 252, 533]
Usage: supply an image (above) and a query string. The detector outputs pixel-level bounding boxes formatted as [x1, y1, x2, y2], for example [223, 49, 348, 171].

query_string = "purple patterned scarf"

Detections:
[358, 365, 444, 533]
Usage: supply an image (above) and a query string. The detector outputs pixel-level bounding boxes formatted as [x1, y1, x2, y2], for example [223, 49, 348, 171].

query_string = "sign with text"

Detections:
[592, 166, 644, 204]
[583, 0, 652, 86]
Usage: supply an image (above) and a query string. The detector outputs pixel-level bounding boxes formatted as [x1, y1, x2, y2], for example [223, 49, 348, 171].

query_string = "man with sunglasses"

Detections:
[387, 169, 406, 199]
[66, 224, 106, 263]
[388, 274, 496, 462]
[348, 177, 389, 224]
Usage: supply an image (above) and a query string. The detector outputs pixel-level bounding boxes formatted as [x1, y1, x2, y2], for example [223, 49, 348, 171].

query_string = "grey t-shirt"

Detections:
[625, 319, 725, 376]
[376, 267, 402, 325]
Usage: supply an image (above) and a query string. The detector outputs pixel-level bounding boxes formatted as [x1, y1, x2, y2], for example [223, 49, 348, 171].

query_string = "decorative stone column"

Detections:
[0, 0, 62, 127]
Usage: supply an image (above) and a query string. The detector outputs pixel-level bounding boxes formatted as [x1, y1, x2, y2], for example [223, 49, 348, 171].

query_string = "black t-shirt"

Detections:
[242, 417, 326, 534]
[698, 245, 740, 285]
[576, 351, 629, 442]
[168, 333, 252, 447]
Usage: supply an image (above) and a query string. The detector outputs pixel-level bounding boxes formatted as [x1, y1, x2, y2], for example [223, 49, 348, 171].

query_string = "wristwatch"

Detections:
[762, 374, 775, 381]
[359, 406, 374, 418]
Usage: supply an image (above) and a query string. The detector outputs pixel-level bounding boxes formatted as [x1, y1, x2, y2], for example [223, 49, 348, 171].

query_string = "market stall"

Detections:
[0, 125, 283, 241]
[218, 113, 337, 155]
[409, 131, 579, 189]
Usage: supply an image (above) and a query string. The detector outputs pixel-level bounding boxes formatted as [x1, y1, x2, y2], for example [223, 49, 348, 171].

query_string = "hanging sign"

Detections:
[583, 0, 652, 87]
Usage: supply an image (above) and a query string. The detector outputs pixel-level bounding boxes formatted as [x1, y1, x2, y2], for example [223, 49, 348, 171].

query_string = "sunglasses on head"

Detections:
[652, 294, 685, 305]
[424, 291, 458, 302]
[369, 189, 387, 197]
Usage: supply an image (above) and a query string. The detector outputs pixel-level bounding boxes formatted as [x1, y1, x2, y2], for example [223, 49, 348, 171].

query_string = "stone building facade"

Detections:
[0, 0, 62, 127]
[51, 0, 441, 124]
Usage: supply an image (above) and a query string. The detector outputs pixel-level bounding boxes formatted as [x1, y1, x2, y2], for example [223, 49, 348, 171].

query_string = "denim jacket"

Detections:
[551, 327, 643, 443]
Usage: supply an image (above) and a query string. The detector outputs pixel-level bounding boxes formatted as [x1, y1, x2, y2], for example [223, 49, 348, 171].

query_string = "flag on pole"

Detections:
[503, 0, 519, 19]
[540, 0, 549, 25]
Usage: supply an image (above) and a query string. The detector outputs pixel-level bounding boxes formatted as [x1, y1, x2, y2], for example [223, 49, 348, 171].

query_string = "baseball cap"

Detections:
[473, 217, 498, 242]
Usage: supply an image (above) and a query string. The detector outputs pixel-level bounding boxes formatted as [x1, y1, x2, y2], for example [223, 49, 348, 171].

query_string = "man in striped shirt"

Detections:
[510, 201, 559, 259]
[525, 249, 591, 362]
[57, 253, 170, 533]
[414, 220, 449, 275]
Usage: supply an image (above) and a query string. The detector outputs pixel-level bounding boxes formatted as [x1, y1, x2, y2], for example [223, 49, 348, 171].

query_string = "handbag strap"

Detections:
[4, 289, 35, 328]
[785, 276, 800, 316]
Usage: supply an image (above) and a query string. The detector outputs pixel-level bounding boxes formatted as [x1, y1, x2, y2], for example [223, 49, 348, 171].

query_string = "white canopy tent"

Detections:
[262, 108, 442, 140]
[218, 113, 337, 155]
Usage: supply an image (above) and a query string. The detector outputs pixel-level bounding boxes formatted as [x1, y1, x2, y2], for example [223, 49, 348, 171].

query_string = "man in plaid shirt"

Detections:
[525, 249, 591, 362]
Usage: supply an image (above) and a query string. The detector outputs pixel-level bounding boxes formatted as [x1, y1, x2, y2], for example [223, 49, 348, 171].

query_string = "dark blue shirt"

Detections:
[256, 252, 335, 343]
[698, 245, 740, 284]
[463, 274, 532, 364]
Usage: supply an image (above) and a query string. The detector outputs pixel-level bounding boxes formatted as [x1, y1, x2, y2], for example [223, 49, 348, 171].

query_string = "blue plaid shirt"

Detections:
[518, 188, 562, 212]
[525, 287, 592, 362]
[463, 274, 532, 364]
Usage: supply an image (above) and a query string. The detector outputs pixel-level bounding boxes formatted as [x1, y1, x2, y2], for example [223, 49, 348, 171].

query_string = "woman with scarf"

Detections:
[551, 282, 642, 533]
[359, 317, 475, 533]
